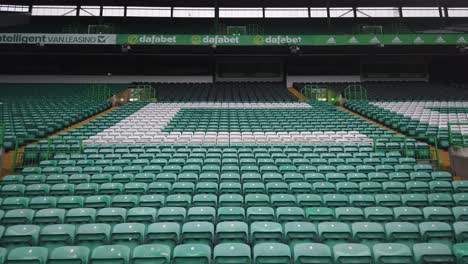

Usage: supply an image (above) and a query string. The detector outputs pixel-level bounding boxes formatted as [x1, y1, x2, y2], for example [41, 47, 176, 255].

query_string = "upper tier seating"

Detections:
[345, 101, 468, 148]
[153, 82, 295, 102]
[294, 81, 468, 101]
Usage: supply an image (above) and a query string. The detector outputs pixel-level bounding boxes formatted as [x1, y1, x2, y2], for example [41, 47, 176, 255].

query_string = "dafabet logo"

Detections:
[127, 35, 139, 44]
[191, 35, 202, 45]
[254, 35, 264, 45]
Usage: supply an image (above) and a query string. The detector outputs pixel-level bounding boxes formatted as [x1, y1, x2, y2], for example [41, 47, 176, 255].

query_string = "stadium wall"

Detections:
[287, 75, 361, 87]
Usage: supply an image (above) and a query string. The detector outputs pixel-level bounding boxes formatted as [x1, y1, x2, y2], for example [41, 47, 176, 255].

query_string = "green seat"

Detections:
[372, 243, 413, 264]
[394, 207, 424, 222]
[96, 208, 126, 224]
[6, 246, 48, 264]
[385, 222, 420, 246]
[375, 194, 402, 207]
[428, 193, 455, 207]
[306, 207, 335, 222]
[402, 194, 428, 208]
[217, 207, 245, 222]
[75, 183, 99, 196]
[48, 246, 90, 264]
[251, 221, 283, 244]
[57, 196, 83, 209]
[85, 195, 111, 209]
[293, 243, 332, 264]
[2, 225, 40, 248]
[172, 244, 211, 264]
[349, 194, 375, 207]
[318, 222, 351, 246]
[214, 243, 251, 264]
[364, 207, 394, 222]
[323, 194, 348, 207]
[33, 208, 65, 225]
[111, 223, 145, 248]
[2, 209, 34, 225]
[453, 243, 468, 264]
[423, 206, 455, 222]
[335, 207, 365, 222]
[253, 243, 291, 264]
[284, 222, 317, 244]
[132, 244, 171, 264]
[453, 207, 468, 221]
[187, 207, 216, 222]
[333, 243, 372, 264]
[39, 224, 75, 249]
[166, 195, 191, 208]
[419, 222, 454, 245]
[139, 195, 165, 208]
[91, 245, 130, 264]
[65, 208, 96, 224]
[76, 223, 111, 250]
[352, 222, 386, 245]
[247, 207, 275, 223]
[245, 194, 270, 207]
[1, 197, 29, 210]
[111, 195, 138, 208]
[406, 181, 429, 193]
[126, 207, 157, 223]
[429, 181, 453, 193]
[29, 196, 57, 209]
[219, 194, 243, 207]
[216, 221, 248, 244]
[412, 243, 454, 264]
[147, 222, 180, 248]
[157, 207, 186, 223]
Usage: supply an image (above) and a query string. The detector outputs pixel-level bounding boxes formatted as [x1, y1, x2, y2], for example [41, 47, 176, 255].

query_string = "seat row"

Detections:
[1, 206, 467, 224]
[40, 156, 423, 167]
[8, 172, 452, 185]
[1, 221, 468, 248]
[0, 242, 463, 264]
[1, 181, 465, 200]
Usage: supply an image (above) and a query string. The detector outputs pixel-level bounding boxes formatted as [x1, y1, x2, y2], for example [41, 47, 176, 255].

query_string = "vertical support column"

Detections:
[76, 5, 81, 16]
[214, 0, 219, 34]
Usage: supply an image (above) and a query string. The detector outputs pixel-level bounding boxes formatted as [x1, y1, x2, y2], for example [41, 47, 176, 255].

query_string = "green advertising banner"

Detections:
[1, 33, 468, 46]
[118, 34, 468, 46]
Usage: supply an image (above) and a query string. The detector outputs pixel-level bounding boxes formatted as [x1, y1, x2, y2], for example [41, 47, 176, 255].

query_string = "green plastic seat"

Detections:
[419, 222, 454, 245]
[96, 208, 126, 224]
[90, 245, 130, 264]
[352, 222, 386, 245]
[250, 221, 283, 244]
[126, 207, 157, 223]
[147, 222, 180, 248]
[214, 243, 251, 264]
[372, 243, 413, 264]
[335, 207, 365, 222]
[412, 243, 454, 264]
[219, 194, 243, 207]
[349, 194, 375, 207]
[76, 223, 111, 250]
[165, 194, 192, 208]
[423, 206, 455, 222]
[132, 244, 171, 264]
[138, 195, 165, 208]
[323, 194, 348, 207]
[65, 208, 96, 224]
[85, 195, 111, 209]
[402, 194, 428, 207]
[453, 243, 468, 264]
[217, 207, 245, 222]
[254, 243, 291, 264]
[6, 246, 48, 264]
[306, 207, 335, 222]
[2, 225, 40, 248]
[245, 194, 270, 207]
[111, 195, 138, 208]
[216, 221, 248, 244]
[187, 207, 216, 222]
[247, 207, 275, 223]
[385, 222, 420, 246]
[394, 207, 424, 222]
[293, 243, 332, 264]
[157, 207, 186, 223]
[333, 243, 372, 264]
[39, 224, 75, 249]
[284, 222, 317, 244]
[1, 197, 29, 210]
[375, 194, 402, 207]
[111, 223, 145, 248]
[57, 196, 83, 209]
[172, 244, 211, 264]
[33, 208, 65, 225]
[29, 196, 57, 209]
[48, 246, 90, 264]
[364, 207, 394, 222]
[2, 209, 35, 225]
[318, 222, 351, 246]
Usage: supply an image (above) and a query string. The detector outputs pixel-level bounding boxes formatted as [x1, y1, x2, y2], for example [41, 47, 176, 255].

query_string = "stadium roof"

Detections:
[3, 0, 468, 7]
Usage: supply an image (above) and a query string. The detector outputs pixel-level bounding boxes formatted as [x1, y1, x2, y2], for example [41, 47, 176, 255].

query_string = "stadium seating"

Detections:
[154, 82, 295, 102]
[0, 89, 463, 263]
[0, 83, 126, 151]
